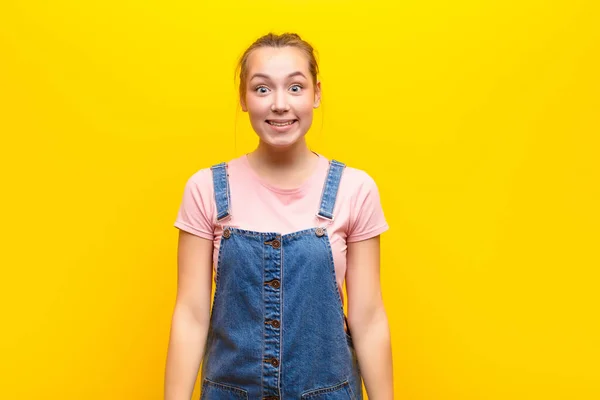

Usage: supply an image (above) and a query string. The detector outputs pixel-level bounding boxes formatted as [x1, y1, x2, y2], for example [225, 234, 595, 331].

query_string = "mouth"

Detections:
[266, 119, 298, 127]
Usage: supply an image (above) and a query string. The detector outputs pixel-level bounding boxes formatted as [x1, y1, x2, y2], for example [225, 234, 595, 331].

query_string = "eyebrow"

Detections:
[249, 71, 307, 81]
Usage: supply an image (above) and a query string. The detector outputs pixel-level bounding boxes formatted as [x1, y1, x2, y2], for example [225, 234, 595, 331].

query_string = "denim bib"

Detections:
[200, 159, 362, 400]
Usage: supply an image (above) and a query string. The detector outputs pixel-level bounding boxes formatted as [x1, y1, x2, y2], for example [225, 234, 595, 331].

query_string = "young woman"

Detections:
[165, 33, 393, 400]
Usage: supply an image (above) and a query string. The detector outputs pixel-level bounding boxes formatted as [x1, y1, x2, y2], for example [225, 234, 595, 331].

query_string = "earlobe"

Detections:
[240, 98, 247, 112]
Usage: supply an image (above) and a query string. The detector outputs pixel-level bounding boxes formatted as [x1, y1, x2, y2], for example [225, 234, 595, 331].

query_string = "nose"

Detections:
[271, 91, 290, 113]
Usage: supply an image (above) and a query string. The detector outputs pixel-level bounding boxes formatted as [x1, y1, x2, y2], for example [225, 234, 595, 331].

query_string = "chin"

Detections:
[256, 131, 309, 149]
[262, 138, 301, 149]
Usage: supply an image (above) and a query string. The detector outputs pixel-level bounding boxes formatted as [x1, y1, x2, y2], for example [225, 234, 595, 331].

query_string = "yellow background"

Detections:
[1, 0, 599, 399]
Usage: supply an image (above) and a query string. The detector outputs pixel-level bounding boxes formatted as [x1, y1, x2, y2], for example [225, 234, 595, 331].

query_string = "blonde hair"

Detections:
[236, 32, 319, 104]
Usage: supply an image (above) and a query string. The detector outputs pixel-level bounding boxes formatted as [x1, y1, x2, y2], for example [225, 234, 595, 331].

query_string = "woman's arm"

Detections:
[346, 235, 394, 400]
[164, 230, 214, 400]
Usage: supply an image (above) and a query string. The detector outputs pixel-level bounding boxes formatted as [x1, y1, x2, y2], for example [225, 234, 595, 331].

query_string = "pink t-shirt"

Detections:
[174, 152, 389, 305]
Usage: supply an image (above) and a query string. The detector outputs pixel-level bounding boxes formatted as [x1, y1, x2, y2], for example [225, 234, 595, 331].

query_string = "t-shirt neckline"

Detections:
[241, 151, 327, 195]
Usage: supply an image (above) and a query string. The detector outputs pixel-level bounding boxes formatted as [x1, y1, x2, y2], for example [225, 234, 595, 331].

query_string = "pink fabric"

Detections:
[174, 153, 389, 305]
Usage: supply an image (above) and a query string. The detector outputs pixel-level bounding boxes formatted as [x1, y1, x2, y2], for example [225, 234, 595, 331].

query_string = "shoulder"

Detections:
[335, 161, 388, 240]
[184, 155, 246, 188]
[184, 166, 213, 192]
[337, 162, 380, 199]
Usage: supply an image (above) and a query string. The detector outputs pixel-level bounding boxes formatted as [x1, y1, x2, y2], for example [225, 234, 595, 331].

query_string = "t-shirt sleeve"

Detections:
[173, 168, 215, 240]
[346, 171, 389, 242]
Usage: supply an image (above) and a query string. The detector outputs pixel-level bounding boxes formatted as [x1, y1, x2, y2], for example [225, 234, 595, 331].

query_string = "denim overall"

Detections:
[200, 159, 362, 400]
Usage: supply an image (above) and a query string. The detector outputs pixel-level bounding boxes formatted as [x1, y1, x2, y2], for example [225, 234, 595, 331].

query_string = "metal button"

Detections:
[271, 320, 280, 328]
[264, 357, 279, 367]
[264, 279, 281, 289]
[315, 227, 325, 237]
[222, 228, 231, 239]
[264, 239, 281, 248]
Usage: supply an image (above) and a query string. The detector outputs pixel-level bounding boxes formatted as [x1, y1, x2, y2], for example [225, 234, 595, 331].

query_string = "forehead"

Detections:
[246, 46, 310, 79]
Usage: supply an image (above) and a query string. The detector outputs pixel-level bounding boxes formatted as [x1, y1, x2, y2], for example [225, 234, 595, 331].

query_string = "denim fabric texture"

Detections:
[201, 159, 362, 400]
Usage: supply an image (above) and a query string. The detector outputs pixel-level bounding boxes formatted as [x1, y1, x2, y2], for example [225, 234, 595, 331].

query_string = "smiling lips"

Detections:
[266, 119, 297, 126]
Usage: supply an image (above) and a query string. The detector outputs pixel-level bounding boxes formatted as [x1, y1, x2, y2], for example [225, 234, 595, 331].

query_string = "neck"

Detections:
[249, 139, 317, 172]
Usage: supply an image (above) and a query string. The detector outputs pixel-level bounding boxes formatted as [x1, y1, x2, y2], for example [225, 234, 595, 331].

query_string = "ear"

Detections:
[240, 96, 248, 112]
[313, 80, 321, 108]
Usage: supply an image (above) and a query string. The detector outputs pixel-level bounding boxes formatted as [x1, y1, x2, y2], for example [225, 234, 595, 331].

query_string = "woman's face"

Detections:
[241, 46, 321, 149]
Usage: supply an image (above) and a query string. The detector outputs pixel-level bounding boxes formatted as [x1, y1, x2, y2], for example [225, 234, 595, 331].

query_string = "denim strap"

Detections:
[317, 159, 346, 220]
[211, 162, 231, 221]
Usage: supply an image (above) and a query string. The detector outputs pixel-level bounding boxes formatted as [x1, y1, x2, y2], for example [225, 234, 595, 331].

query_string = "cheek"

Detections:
[295, 98, 315, 117]
[246, 98, 269, 115]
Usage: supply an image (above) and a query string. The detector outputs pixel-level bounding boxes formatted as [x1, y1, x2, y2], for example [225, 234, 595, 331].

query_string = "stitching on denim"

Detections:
[211, 231, 228, 317]
[227, 226, 279, 237]
[260, 238, 283, 397]
[224, 223, 355, 240]
[301, 380, 350, 398]
[320, 166, 335, 214]
[277, 238, 283, 398]
[211, 162, 231, 221]
[283, 227, 318, 239]
[202, 378, 248, 398]
[321, 229, 349, 342]
[317, 160, 345, 220]
[223, 226, 325, 239]
[316, 159, 333, 218]
[261, 240, 265, 399]
[225, 162, 232, 218]
[346, 379, 357, 400]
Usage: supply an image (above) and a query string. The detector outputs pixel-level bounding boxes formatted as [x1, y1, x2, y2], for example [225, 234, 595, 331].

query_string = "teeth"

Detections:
[268, 121, 295, 126]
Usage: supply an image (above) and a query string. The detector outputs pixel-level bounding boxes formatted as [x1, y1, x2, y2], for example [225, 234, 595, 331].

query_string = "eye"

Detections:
[289, 84, 303, 93]
[255, 86, 269, 94]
